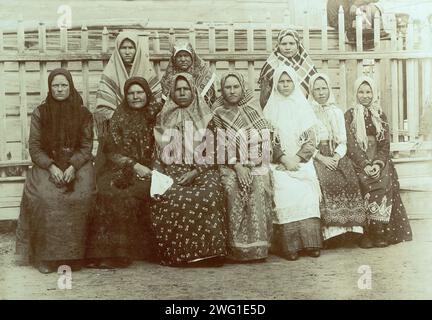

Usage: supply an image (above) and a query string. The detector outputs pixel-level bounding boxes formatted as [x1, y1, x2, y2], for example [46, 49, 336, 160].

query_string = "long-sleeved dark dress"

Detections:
[16, 107, 96, 265]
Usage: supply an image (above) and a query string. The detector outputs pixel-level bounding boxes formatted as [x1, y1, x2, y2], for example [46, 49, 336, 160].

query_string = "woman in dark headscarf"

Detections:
[258, 29, 317, 108]
[15, 68, 96, 274]
[151, 73, 226, 267]
[86, 77, 161, 269]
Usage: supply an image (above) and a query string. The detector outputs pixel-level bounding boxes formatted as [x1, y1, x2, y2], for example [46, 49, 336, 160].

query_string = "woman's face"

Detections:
[222, 76, 243, 106]
[175, 50, 193, 71]
[119, 39, 136, 65]
[173, 78, 193, 108]
[127, 84, 148, 109]
[51, 74, 70, 101]
[312, 78, 330, 105]
[278, 35, 298, 58]
[276, 72, 295, 97]
[357, 82, 373, 107]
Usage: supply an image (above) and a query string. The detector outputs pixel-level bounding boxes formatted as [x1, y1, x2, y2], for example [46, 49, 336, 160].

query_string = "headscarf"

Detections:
[263, 65, 318, 157]
[350, 76, 386, 152]
[161, 41, 216, 103]
[95, 32, 162, 135]
[39, 68, 91, 162]
[154, 73, 213, 163]
[308, 72, 342, 153]
[107, 77, 160, 165]
[259, 29, 317, 97]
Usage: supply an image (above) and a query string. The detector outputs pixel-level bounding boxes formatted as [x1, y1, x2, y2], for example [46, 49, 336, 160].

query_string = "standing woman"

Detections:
[86, 77, 161, 268]
[15, 68, 96, 273]
[309, 73, 367, 242]
[263, 65, 322, 261]
[152, 73, 226, 267]
[258, 29, 317, 108]
[212, 72, 285, 262]
[345, 76, 412, 248]
[160, 41, 216, 107]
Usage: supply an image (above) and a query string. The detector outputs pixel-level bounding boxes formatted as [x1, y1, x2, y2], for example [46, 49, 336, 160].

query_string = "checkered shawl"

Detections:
[258, 29, 317, 106]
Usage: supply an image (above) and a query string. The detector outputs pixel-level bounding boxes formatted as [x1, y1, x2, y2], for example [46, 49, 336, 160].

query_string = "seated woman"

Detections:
[258, 28, 317, 108]
[345, 76, 412, 248]
[152, 73, 226, 267]
[15, 68, 96, 274]
[86, 77, 161, 268]
[308, 73, 367, 243]
[94, 32, 162, 174]
[160, 41, 216, 107]
[263, 65, 322, 261]
[211, 72, 285, 262]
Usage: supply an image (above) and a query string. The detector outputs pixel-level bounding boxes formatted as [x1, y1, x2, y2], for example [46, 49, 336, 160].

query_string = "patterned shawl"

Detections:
[160, 41, 216, 104]
[154, 73, 213, 163]
[95, 32, 162, 135]
[258, 29, 317, 106]
[350, 76, 386, 151]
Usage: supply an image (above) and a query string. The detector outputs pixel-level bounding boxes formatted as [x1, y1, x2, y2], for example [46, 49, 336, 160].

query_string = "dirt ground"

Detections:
[1, 219, 431, 300]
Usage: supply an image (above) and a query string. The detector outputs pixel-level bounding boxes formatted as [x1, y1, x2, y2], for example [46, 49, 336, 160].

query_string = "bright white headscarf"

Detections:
[263, 65, 318, 157]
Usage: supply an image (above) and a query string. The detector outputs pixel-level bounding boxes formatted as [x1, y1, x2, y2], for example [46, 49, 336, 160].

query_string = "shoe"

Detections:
[358, 236, 374, 249]
[37, 261, 55, 274]
[306, 249, 320, 258]
[284, 252, 299, 261]
[373, 239, 389, 248]
[98, 259, 117, 269]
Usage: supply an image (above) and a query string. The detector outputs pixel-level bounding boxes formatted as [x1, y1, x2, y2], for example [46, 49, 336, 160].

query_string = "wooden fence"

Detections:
[0, 7, 432, 175]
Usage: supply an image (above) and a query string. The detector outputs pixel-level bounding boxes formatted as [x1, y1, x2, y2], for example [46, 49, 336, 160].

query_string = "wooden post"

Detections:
[391, 59, 399, 143]
[188, 25, 196, 49]
[355, 7, 363, 52]
[247, 19, 255, 91]
[60, 26, 68, 69]
[38, 22, 48, 104]
[406, 18, 417, 141]
[102, 27, 109, 68]
[168, 27, 175, 51]
[265, 13, 272, 53]
[339, 60, 347, 110]
[373, 11, 380, 50]
[18, 19, 28, 160]
[81, 25, 90, 107]
[0, 28, 5, 161]
[153, 31, 162, 80]
[228, 21, 235, 71]
[303, 11, 310, 51]
[338, 6, 346, 52]
[390, 14, 397, 51]
[209, 22, 216, 73]
[283, 9, 290, 26]
[398, 60, 404, 132]
[321, 7, 328, 52]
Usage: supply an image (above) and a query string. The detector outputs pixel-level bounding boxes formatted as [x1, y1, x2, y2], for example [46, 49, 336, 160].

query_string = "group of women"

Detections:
[15, 28, 412, 274]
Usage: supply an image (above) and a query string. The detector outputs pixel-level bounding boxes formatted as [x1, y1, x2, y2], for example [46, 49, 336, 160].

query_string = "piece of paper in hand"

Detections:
[150, 170, 174, 198]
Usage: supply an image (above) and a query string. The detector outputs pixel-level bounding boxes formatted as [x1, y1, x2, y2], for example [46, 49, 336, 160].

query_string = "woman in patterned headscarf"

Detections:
[86, 77, 161, 269]
[212, 72, 285, 262]
[15, 68, 96, 274]
[308, 73, 366, 243]
[345, 76, 412, 248]
[258, 28, 317, 108]
[160, 41, 216, 107]
[151, 73, 226, 267]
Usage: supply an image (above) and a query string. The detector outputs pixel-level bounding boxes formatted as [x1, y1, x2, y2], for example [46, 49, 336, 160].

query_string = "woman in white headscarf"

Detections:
[309, 73, 366, 244]
[263, 65, 322, 261]
[345, 76, 412, 248]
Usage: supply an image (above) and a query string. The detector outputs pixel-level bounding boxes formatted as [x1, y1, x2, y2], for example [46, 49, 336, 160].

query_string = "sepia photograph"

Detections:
[0, 0, 431, 303]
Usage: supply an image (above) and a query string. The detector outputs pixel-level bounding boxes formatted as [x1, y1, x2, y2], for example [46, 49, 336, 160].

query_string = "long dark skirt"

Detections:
[357, 159, 412, 244]
[150, 164, 227, 266]
[313, 143, 367, 228]
[16, 162, 96, 265]
[86, 171, 156, 261]
[271, 218, 322, 255]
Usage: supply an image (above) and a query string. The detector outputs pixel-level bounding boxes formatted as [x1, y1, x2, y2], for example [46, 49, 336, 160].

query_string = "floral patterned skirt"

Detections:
[150, 165, 227, 266]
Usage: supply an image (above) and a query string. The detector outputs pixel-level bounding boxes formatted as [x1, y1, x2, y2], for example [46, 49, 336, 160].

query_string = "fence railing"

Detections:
[1, 7, 432, 172]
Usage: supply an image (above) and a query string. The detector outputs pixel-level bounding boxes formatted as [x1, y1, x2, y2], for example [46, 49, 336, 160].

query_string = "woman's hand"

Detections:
[281, 155, 301, 171]
[234, 164, 252, 187]
[369, 164, 381, 179]
[48, 164, 64, 185]
[63, 165, 76, 184]
[134, 163, 152, 178]
[317, 154, 338, 171]
[178, 169, 199, 186]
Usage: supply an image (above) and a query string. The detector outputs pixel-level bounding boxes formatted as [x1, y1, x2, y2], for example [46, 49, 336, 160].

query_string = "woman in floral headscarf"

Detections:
[161, 41, 216, 107]
[345, 76, 412, 248]
[258, 28, 317, 108]
[151, 73, 226, 267]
